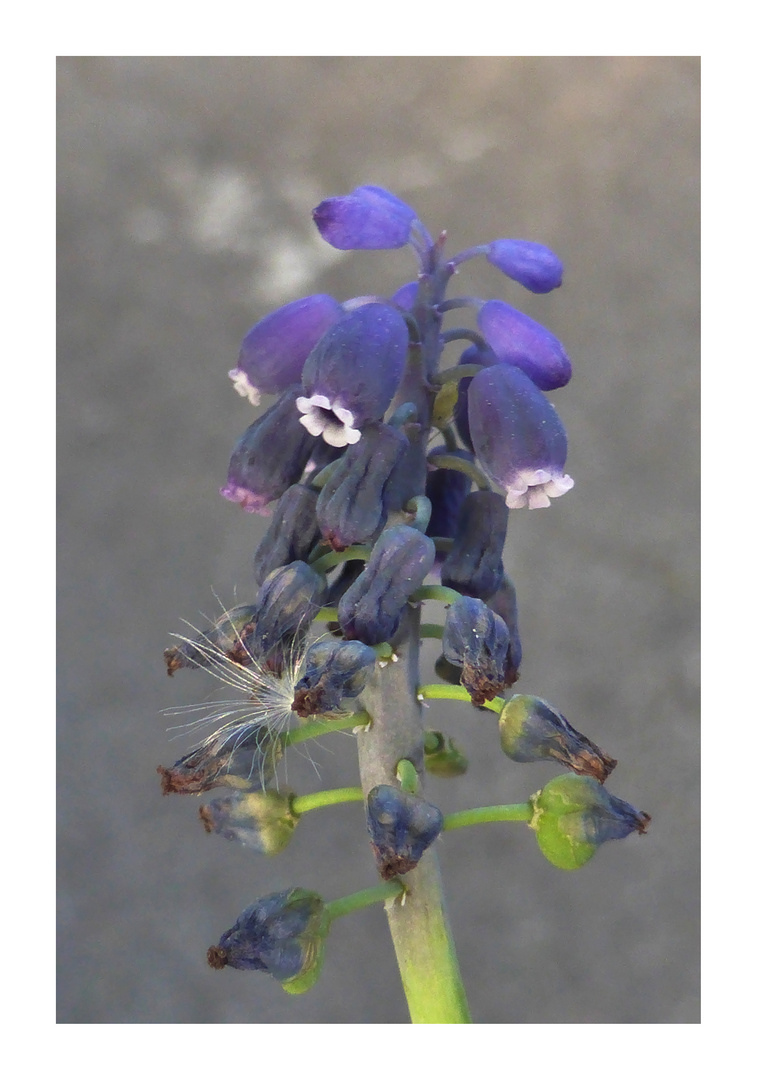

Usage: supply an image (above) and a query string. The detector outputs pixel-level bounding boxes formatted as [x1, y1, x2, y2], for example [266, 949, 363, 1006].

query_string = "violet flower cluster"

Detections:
[159, 185, 648, 998]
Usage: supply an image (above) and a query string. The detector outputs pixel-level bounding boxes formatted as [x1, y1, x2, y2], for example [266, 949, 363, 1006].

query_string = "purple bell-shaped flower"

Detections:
[229, 295, 344, 405]
[486, 239, 563, 294]
[477, 299, 571, 391]
[313, 185, 418, 250]
[297, 304, 409, 447]
[467, 364, 574, 509]
[221, 387, 318, 513]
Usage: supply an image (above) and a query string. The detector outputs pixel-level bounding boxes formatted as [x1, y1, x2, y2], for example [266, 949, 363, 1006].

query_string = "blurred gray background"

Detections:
[57, 56, 699, 1024]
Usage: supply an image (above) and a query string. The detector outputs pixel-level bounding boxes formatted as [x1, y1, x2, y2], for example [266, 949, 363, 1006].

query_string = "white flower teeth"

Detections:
[505, 469, 574, 509]
[228, 368, 262, 406]
[296, 394, 362, 447]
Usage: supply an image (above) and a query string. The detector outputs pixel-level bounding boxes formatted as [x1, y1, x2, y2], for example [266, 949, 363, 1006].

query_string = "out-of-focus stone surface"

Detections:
[57, 56, 699, 1023]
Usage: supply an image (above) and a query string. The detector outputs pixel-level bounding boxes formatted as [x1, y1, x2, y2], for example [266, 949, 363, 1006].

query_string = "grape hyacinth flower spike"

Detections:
[161, 183, 649, 1025]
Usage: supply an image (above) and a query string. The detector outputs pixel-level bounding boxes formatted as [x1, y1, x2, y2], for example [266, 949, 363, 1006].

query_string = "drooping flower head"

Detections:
[221, 387, 318, 513]
[477, 300, 572, 391]
[486, 239, 563, 294]
[207, 887, 328, 992]
[229, 294, 343, 405]
[467, 364, 574, 509]
[297, 303, 409, 447]
[316, 421, 410, 550]
[313, 185, 418, 250]
[442, 595, 512, 704]
[365, 785, 444, 879]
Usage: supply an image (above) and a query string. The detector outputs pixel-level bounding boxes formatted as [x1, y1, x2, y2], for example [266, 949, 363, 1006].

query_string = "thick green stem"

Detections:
[357, 607, 471, 1024]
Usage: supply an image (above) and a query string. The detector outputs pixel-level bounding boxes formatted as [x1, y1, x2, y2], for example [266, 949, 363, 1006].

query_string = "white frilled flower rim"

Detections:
[504, 468, 574, 510]
[296, 394, 362, 448]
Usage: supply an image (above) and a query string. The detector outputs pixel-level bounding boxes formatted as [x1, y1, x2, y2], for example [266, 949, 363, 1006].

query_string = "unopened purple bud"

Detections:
[499, 695, 617, 782]
[229, 295, 343, 405]
[478, 300, 571, 391]
[487, 573, 522, 686]
[297, 304, 409, 447]
[425, 448, 473, 541]
[338, 525, 435, 645]
[467, 365, 574, 509]
[366, 785, 443, 879]
[199, 789, 298, 853]
[291, 639, 376, 717]
[443, 596, 511, 705]
[313, 185, 417, 250]
[253, 485, 321, 584]
[391, 281, 419, 310]
[316, 422, 409, 550]
[158, 724, 283, 795]
[251, 561, 326, 658]
[207, 888, 328, 987]
[441, 490, 509, 600]
[221, 387, 318, 513]
[486, 239, 563, 294]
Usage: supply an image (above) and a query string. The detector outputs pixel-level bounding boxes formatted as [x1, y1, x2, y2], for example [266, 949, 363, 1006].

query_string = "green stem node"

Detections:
[396, 758, 419, 793]
[325, 880, 405, 922]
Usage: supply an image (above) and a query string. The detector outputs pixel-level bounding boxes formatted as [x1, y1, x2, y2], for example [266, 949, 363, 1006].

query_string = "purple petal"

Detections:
[486, 239, 563, 293]
[313, 185, 417, 250]
[478, 300, 572, 391]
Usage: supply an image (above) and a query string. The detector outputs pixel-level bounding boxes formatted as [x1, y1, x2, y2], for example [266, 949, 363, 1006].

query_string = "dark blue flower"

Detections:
[250, 561, 326, 659]
[442, 595, 511, 704]
[164, 603, 258, 675]
[297, 304, 409, 447]
[391, 281, 419, 310]
[425, 447, 473, 541]
[440, 490, 510, 600]
[229, 295, 343, 405]
[486, 239, 563, 294]
[221, 387, 318, 513]
[158, 724, 283, 795]
[486, 574, 522, 685]
[338, 525, 435, 645]
[252, 485, 322, 584]
[316, 421, 410, 550]
[366, 785, 444, 878]
[313, 185, 417, 250]
[207, 888, 328, 986]
[477, 299, 571, 391]
[199, 789, 298, 852]
[291, 639, 376, 717]
[499, 695, 616, 782]
[467, 364, 574, 509]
